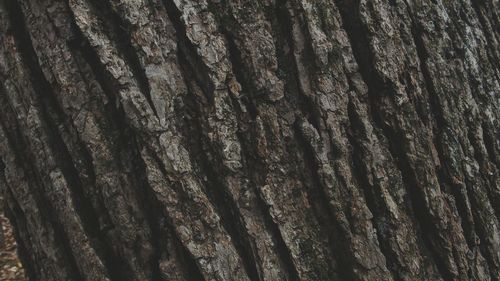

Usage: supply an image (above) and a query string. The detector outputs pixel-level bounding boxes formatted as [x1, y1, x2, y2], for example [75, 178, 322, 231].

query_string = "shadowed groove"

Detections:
[0, 0, 499, 280]
[85, 0, 159, 119]
[333, 0, 455, 280]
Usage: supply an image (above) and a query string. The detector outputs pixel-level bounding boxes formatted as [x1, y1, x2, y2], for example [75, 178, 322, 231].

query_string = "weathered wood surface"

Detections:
[0, 0, 498, 280]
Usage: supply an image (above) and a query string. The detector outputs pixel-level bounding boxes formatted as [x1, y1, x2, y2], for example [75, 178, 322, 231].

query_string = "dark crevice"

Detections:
[168, 226, 206, 281]
[73, 19, 199, 277]
[0, 157, 5, 194]
[113, 120, 164, 281]
[481, 121, 499, 170]
[189, 139, 260, 281]
[67, 17, 164, 281]
[0, 98, 82, 281]
[293, 122, 353, 281]
[410, 17, 478, 249]
[3, 2, 110, 280]
[255, 208, 302, 281]
[237, 113, 304, 278]
[345, 100, 400, 281]
[140, 142, 208, 281]
[465, 186, 500, 281]
[408, 8, 497, 270]
[275, 2, 388, 279]
[270, 0, 320, 133]
[254, 198, 301, 281]
[210, 1, 277, 114]
[466, 126, 488, 176]
[478, 120, 500, 214]
[401, 70, 431, 127]
[131, 136, 179, 281]
[241, 139, 304, 281]
[214, 15, 314, 279]
[219, 28, 259, 119]
[66, 43, 122, 233]
[464, 130, 500, 279]
[413, 15, 500, 280]
[224, 98, 269, 281]
[162, 0, 215, 103]
[242, 143, 303, 281]
[163, 1, 269, 280]
[271, 2, 350, 279]
[178, 54, 260, 281]
[266, 2, 349, 279]
[408, 9, 500, 259]
[470, 1, 500, 73]
[447, 181, 476, 249]
[221, 63, 301, 281]
[279, 0, 344, 167]
[275, 0, 322, 132]
[222, 89, 302, 281]
[265, 1, 300, 109]
[201, 7, 304, 278]
[85, 0, 159, 119]
[334, 0, 455, 280]
[409, 19, 448, 167]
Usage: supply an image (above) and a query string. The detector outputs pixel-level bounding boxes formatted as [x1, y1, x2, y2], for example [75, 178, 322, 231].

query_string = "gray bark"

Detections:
[0, 0, 498, 280]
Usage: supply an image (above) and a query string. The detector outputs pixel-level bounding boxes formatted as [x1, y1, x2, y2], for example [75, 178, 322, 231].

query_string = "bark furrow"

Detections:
[0, 0, 498, 280]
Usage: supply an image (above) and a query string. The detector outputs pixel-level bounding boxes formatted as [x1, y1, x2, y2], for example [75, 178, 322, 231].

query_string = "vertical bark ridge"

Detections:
[11, 1, 162, 279]
[0, 120, 77, 281]
[333, 0, 485, 280]
[85, 0, 160, 119]
[0, 0, 498, 280]
[68, 1, 253, 280]
[161, 3, 271, 280]
[271, 1, 399, 279]
[403, 1, 500, 278]
[0, 3, 116, 279]
[179, 67, 278, 281]
[161, 1, 272, 280]
[267, 4, 349, 279]
[67, 20, 200, 281]
[469, 0, 500, 73]
[406, 0, 482, 255]
[197, 0, 342, 279]
[70, 26, 171, 281]
[164, 0, 339, 280]
[0, 98, 87, 281]
[345, 91, 444, 281]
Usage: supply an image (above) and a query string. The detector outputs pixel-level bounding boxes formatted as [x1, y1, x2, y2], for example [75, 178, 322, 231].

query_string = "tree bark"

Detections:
[0, 0, 498, 280]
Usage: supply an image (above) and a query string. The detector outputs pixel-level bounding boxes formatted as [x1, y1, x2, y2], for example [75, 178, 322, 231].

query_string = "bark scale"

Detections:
[0, 0, 499, 280]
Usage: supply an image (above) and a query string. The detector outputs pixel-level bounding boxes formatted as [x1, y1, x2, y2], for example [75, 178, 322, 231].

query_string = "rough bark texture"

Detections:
[0, 0, 499, 280]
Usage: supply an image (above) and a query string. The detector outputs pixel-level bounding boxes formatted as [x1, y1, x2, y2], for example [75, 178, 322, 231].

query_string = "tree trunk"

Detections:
[0, 0, 498, 280]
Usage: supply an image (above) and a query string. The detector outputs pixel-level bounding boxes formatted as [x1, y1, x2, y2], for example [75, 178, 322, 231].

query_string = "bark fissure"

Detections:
[162, 6, 264, 281]
[293, 120, 353, 281]
[0, 102, 84, 281]
[406, 3, 500, 278]
[1, 0, 499, 280]
[407, 12, 479, 252]
[87, 0, 159, 119]
[344, 100, 399, 280]
[162, 0, 216, 102]
[2, 3, 116, 280]
[182, 76, 261, 281]
[333, 1, 455, 280]
[65, 13, 175, 280]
